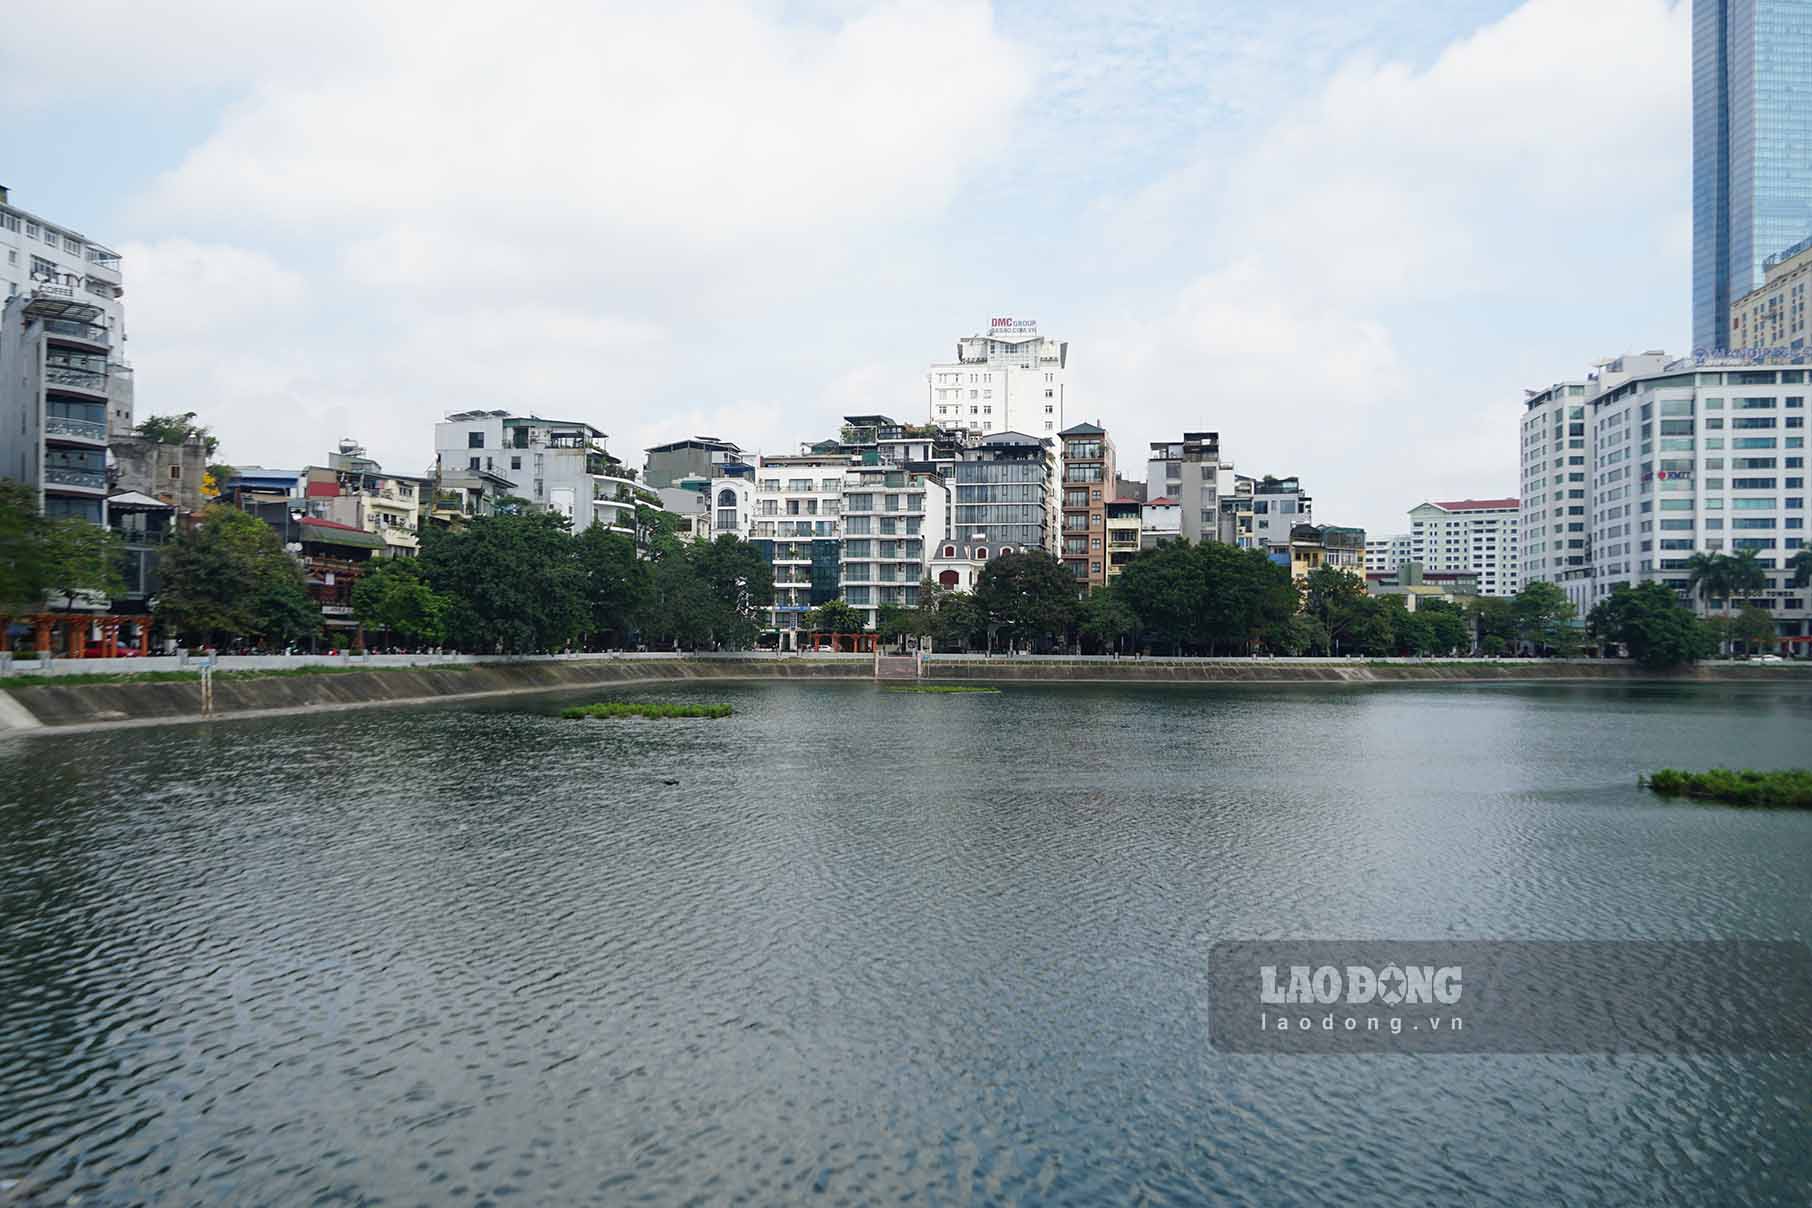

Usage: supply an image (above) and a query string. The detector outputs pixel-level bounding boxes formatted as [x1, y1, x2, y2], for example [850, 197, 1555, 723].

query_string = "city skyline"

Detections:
[4, 0, 1692, 534]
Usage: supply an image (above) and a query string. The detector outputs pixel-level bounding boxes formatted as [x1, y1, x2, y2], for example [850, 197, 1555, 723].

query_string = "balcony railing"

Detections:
[44, 466, 106, 490]
[41, 318, 110, 346]
[45, 415, 107, 442]
[45, 365, 108, 394]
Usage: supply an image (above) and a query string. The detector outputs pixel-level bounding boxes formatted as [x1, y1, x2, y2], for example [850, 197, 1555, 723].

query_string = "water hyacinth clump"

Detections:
[1643, 768, 1812, 808]
[561, 702, 733, 720]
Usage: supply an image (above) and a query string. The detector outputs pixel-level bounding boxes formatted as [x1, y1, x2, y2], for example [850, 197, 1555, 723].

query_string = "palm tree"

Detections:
[1791, 549, 1812, 590]
[1684, 551, 1735, 657]
[1726, 548, 1768, 605]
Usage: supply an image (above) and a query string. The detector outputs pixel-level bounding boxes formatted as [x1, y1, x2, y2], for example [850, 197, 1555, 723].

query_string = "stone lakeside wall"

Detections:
[0, 658, 868, 730]
[0, 656, 1803, 732]
[916, 658, 1807, 684]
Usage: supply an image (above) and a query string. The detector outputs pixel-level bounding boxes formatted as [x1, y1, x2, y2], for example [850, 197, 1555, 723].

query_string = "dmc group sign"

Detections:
[990, 317, 1037, 334]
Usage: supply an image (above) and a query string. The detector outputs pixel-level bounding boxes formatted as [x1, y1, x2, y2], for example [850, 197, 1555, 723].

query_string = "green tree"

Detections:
[38, 518, 126, 611]
[351, 557, 450, 648]
[876, 602, 937, 648]
[1197, 543, 1300, 654]
[1684, 550, 1767, 655]
[1077, 586, 1137, 653]
[575, 523, 650, 648]
[1587, 582, 1716, 668]
[419, 509, 585, 653]
[0, 480, 51, 613]
[973, 551, 1078, 650]
[931, 590, 987, 652]
[1468, 596, 1517, 655]
[692, 536, 775, 649]
[1512, 580, 1578, 656]
[642, 547, 716, 650]
[157, 505, 318, 648]
[1382, 597, 1433, 655]
[1419, 600, 1470, 656]
[1302, 565, 1374, 654]
[1732, 605, 1778, 655]
[636, 535, 774, 650]
[1266, 613, 1330, 656]
[136, 411, 220, 458]
[1790, 548, 1812, 589]
[803, 599, 866, 636]
[1113, 542, 1201, 653]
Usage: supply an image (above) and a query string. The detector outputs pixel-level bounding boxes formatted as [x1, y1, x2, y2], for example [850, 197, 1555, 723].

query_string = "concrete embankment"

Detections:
[0, 658, 868, 732]
[0, 656, 1802, 734]
[918, 659, 1808, 685]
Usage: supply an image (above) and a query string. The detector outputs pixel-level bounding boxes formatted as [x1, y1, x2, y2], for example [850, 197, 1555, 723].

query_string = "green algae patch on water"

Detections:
[1642, 768, 1812, 808]
[562, 702, 733, 719]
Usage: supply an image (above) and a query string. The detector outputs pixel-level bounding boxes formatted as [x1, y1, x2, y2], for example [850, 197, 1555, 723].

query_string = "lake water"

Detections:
[3, 680, 1811, 1204]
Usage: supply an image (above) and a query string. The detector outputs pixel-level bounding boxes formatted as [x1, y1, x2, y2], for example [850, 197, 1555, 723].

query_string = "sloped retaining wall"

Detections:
[0, 658, 869, 731]
[0, 656, 1802, 733]
[916, 658, 1805, 684]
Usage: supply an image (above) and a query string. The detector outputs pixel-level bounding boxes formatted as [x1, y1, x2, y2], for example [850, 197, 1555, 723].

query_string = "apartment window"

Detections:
[468, 431, 485, 448]
[25, 222, 39, 237]
[467, 457, 481, 471]
[511, 456, 521, 470]
[64, 237, 81, 254]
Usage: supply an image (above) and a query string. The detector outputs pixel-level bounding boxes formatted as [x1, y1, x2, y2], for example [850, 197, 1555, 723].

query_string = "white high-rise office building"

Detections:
[927, 319, 1067, 440]
[1583, 355, 1807, 638]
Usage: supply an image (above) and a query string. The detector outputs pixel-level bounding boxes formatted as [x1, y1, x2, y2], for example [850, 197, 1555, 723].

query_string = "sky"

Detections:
[2, 0, 1692, 534]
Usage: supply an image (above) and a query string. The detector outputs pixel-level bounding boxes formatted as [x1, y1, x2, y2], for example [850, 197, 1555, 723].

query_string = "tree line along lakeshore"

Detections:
[5, 484, 1804, 667]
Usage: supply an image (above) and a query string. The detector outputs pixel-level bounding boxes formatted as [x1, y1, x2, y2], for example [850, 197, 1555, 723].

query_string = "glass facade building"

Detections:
[1693, 0, 1812, 353]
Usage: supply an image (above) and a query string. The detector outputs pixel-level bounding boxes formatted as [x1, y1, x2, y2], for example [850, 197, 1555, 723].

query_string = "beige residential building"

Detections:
[1730, 235, 1812, 352]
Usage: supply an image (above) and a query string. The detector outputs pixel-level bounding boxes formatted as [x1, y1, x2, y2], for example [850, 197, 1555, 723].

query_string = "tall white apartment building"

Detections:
[927, 319, 1067, 440]
[1518, 378, 1594, 613]
[1517, 353, 1671, 615]
[1, 185, 133, 441]
[433, 411, 648, 536]
[1407, 499, 1520, 597]
[1364, 534, 1413, 574]
[751, 453, 847, 647]
[1582, 356, 1807, 639]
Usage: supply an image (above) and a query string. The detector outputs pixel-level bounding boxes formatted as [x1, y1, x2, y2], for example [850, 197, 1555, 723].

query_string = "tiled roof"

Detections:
[1430, 497, 1518, 511]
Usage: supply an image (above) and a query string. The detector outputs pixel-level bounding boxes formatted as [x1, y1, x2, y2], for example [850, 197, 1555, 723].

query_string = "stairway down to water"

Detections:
[874, 655, 918, 681]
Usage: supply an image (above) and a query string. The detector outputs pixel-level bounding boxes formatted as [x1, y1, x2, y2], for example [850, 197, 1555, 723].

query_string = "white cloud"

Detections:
[1079, 0, 1691, 531]
[115, 0, 1030, 478]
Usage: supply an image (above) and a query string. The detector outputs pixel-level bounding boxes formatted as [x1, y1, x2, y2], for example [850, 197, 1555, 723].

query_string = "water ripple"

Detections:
[2, 681, 1810, 1204]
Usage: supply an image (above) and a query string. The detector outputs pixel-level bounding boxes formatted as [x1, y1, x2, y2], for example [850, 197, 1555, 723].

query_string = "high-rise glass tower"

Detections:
[1692, 0, 1812, 352]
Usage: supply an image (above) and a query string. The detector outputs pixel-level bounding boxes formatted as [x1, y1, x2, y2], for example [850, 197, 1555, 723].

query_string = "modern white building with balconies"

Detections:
[751, 453, 847, 647]
[434, 411, 651, 537]
[0, 292, 121, 524]
[1, 186, 131, 435]
[839, 466, 947, 629]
